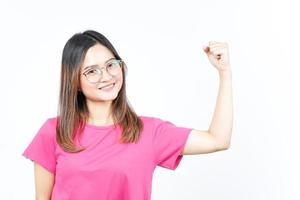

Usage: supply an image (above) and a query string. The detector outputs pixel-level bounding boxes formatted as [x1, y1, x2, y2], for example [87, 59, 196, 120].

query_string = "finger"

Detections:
[209, 43, 227, 49]
[209, 42, 227, 50]
[209, 41, 227, 45]
[209, 41, 219, 46]
[209, 48, 226, 56]
[209, 41, 228, 48]
[211, 53, 223, 59]
[209, 45, 225, 51]
[209, 45, 227, 50]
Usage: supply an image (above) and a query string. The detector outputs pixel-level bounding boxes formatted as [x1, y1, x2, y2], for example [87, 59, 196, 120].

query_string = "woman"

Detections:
[22, 30, 233, 200]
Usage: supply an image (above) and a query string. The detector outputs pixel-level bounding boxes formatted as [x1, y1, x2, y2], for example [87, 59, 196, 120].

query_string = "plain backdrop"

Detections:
[0, 0, 299, 199]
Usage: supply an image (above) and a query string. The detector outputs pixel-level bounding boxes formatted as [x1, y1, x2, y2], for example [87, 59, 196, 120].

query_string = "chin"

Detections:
[98, 91, 119, 102]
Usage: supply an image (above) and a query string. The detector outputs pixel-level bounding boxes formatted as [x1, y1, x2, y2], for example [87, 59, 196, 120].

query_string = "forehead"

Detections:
[81, 44, 115, 69]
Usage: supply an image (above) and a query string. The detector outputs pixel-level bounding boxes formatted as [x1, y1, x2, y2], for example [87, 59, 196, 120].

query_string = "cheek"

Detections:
[79, 76, 87, 91]
[79, 77, 94, 95]
[116, 73, 123, 88]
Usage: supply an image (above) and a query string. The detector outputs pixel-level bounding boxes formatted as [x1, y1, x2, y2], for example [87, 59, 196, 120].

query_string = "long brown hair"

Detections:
[56, 30, 143, 153]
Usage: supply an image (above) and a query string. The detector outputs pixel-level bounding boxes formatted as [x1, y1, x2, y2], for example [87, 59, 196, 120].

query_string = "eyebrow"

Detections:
[83, 57, 116, 71]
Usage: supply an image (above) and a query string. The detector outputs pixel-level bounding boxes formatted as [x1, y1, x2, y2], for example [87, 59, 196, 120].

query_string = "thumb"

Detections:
[203, 45, 210, 54]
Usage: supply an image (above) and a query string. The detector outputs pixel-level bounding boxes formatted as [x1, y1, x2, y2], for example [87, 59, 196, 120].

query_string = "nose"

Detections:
[100, 67, 113, 81]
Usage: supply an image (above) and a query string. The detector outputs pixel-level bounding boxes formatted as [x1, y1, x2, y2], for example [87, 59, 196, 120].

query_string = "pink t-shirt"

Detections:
[22, 115, 192, 200]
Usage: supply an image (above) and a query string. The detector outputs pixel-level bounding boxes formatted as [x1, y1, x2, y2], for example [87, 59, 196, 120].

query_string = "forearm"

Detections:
[208, 70, 233, 147]
[36, 197, 50, 200]
[34, 163, 54, 200]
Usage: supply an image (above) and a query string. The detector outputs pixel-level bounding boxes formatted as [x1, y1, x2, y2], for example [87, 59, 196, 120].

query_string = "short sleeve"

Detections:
[152, 117, 192, 170]
[22, 119, 57, 174]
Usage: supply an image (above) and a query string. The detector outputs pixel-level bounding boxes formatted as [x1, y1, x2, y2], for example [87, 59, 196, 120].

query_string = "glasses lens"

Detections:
[84, 60, 122, 83]
[107, 60, 122, 75]
[86, 69, 101, 83]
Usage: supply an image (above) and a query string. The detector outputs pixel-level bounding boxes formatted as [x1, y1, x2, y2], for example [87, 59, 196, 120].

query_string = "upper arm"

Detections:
[34, 162, 54, 199]
[181, 129, 230, 155]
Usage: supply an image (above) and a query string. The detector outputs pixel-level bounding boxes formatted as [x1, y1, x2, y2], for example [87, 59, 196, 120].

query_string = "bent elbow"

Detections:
[217, 142, 231, 151]
[223, 143, 230, 150]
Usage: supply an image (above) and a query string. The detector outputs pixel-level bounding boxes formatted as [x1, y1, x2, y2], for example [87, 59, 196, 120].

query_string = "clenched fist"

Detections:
[203, 41, 231, 72]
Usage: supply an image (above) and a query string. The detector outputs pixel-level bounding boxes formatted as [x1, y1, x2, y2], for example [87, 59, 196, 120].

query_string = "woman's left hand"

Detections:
[203, 41, 231, 73]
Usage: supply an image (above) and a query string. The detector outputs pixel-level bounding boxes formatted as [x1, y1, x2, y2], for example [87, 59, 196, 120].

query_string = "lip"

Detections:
[98, 83, 115, 90]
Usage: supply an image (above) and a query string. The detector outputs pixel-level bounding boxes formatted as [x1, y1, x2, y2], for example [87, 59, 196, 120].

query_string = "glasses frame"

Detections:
[81, 59, 123, 83]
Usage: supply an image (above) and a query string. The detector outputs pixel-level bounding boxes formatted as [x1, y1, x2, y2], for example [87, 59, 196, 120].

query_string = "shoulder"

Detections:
[37, 116, 58, 138]
[139, 115, 161, 123]
[138, 115, 171, 128]
[44, 116, 59, 129]
[47, 116, 59, 126]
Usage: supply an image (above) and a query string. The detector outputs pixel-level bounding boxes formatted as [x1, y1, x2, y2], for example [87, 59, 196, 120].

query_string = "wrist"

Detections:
[219, 69, 232, 80]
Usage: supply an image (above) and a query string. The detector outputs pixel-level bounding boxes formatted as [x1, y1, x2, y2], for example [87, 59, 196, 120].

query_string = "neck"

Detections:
[86, 100, 114, 126]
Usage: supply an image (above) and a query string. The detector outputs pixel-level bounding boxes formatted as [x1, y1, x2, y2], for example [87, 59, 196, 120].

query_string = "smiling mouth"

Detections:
[98, 83, 115, 90]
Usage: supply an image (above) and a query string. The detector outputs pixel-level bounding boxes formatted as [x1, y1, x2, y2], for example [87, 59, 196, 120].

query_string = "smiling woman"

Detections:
[22, 29, 233, 200]
[79, 44, 124, 104]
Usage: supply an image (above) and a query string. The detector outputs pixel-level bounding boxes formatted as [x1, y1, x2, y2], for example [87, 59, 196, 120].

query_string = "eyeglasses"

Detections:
[81, 59, 123, 83]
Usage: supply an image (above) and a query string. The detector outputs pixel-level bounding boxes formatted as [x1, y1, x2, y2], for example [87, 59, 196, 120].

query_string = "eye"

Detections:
[86, 69, 98, 75]
[107, 61, 119, 68]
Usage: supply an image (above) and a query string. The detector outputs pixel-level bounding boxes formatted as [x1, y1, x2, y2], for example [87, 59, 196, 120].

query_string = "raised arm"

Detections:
[34, 163, 54, 200]
[182, 41, 233, 155]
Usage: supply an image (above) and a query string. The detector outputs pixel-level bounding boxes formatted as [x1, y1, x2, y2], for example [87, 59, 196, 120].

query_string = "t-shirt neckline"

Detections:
[85, 122, 118, 130]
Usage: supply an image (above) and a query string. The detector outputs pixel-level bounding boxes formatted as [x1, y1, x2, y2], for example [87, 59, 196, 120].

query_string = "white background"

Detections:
[0, 0, 299, 199]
